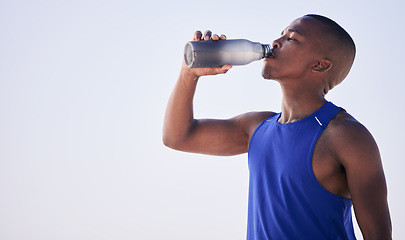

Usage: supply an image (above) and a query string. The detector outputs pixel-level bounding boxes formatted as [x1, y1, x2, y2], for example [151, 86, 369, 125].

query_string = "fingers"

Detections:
[193, 30, 227, 41]
[193, 31, 202, 41]
[212, 65, 233, 75]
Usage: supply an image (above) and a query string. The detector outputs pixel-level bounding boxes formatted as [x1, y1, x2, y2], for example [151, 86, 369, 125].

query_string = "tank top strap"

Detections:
[312, 102, 342, 128]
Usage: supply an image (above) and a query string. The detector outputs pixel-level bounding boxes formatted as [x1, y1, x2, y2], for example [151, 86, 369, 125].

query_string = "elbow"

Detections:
[162, 124, 176, 149]
[162, 132, 185, 151]
[162, 134, 175, 149]
[162, 121, 195, 151]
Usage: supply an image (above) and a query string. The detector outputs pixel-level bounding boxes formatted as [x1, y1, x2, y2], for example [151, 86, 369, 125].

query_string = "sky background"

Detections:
[1, 0, 404, 239]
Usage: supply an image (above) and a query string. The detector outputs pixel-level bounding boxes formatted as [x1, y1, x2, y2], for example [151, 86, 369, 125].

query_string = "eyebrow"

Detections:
[281, 28, 303, 36]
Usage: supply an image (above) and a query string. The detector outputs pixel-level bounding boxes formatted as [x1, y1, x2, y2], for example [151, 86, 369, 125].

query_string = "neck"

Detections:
[278, 81, 327, 124]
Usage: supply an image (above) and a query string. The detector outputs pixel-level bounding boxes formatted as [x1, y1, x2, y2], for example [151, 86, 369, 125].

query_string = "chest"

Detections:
[248, 118, 347, 198]
[249, 119, 318, 165]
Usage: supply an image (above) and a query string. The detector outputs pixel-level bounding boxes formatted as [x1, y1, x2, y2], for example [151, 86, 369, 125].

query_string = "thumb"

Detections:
[218, 64, 233, 74]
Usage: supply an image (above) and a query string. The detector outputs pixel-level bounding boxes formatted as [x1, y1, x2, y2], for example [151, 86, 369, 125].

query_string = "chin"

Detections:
[262, 64, 276, 79]
[262, 69, 272, 80]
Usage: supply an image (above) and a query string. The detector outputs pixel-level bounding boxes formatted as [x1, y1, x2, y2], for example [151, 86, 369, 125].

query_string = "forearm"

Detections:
[163, 67, 199, 149]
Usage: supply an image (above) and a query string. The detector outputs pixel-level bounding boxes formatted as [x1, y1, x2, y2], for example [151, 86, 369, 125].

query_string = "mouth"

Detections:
[267, 50, 275, 59]
[266, 52, 275, 59]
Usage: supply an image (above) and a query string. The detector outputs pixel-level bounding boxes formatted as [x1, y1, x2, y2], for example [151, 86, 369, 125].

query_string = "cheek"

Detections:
[279, 51, 313, 73]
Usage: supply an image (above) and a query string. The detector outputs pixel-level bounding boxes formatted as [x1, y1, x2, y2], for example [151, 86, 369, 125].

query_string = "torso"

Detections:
[247, 109, 353, 199]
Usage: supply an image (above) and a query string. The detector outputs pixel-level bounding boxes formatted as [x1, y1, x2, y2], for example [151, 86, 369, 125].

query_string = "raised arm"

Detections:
[332, 115, 392, 239]
[162, 30, 273, 156]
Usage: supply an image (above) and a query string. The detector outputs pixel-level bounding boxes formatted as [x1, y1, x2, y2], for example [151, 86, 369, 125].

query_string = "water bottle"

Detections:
[184, 39, 272, 68]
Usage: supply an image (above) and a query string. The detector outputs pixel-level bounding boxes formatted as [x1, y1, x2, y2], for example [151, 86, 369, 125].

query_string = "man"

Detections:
[163, 14, 391, 239]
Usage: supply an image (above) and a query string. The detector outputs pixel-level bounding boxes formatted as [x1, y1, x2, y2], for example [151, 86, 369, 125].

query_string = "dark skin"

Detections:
[163, 16, 391, 239]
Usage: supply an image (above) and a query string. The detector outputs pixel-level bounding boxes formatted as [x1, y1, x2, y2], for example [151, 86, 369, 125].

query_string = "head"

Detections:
[262, 14, 356, 94]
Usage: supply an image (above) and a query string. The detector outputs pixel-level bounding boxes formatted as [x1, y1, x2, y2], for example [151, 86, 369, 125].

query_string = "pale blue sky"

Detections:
[1, 0, 404, 239]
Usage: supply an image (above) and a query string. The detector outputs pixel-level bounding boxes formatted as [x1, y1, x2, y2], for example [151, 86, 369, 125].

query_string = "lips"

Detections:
[266, 52, 275, 59]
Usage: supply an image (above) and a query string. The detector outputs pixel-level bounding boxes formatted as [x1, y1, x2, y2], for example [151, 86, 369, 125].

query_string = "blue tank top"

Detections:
[247, 102, 356, 240]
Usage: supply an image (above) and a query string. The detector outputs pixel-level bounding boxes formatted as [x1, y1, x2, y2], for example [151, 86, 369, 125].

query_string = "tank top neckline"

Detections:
[273, 101, 331, 126]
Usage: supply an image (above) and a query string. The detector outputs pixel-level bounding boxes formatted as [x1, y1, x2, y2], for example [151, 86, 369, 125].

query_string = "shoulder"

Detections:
[235, 111, 276, 137]
[326, 110, 380, 166]
[328, 110, 374, 143]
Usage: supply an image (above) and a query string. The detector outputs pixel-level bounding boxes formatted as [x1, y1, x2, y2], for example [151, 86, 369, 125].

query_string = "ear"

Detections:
[312, 59, 332, 72]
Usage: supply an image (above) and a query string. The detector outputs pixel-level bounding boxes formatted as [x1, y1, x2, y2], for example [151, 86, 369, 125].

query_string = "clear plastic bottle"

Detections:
[184, 39, 272, 68]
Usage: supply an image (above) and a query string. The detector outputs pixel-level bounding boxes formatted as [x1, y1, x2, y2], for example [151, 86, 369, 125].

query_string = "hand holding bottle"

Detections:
[181, 30, 233, 79]
[184, 30, 272, 71]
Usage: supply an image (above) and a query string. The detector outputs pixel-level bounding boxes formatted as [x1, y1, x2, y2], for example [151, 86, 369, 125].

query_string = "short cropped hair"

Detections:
[305, 14, 356, 55]
[305, 14, 356, 91]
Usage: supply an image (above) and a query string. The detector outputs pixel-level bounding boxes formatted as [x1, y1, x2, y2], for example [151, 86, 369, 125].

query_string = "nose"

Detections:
[272, 38, 281, 49]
